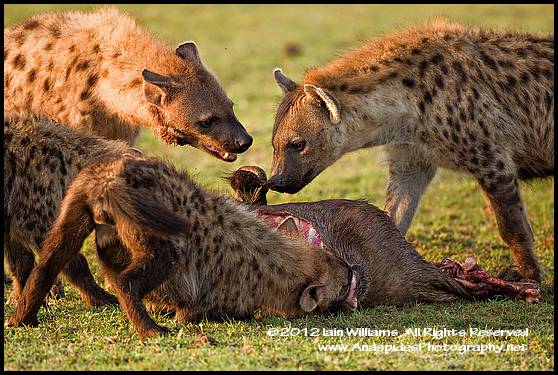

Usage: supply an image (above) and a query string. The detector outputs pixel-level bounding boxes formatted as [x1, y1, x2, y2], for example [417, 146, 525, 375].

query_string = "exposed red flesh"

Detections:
[255, 209, 323, 248]
[439, 257, 540, 303]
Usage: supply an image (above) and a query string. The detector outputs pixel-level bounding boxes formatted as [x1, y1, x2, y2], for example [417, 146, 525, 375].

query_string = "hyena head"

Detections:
[268, 69, 343, 193]
[298, 247, 359, 314]
[142, 42, 252, 162]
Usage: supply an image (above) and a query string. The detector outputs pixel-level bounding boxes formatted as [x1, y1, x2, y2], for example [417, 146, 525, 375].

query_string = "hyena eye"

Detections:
[197, 116, 219, 129]
[288, 139, 306, 152]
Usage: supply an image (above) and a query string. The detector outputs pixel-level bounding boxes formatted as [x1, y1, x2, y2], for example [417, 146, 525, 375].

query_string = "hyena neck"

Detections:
[337, 85, 416, 154]
[95, 76, 155, 130]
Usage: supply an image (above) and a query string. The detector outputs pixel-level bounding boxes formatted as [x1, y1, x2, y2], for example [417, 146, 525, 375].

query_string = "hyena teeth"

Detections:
[223, 152, 237, 161]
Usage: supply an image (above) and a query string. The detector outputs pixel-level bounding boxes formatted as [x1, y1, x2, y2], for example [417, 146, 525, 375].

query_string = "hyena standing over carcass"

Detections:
[269, 20, 553, 282]
[4, 7, 252, 159]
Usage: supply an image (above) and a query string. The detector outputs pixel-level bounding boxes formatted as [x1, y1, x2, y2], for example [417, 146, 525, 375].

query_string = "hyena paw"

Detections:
[6, 314, 39, 328]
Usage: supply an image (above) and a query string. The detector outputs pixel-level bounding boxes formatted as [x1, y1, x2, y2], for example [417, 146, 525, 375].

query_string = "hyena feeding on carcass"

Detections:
[4, 7, 252, 159]
[7, 155, 356, 339]
[4, 116, 136, 307]
[268, 20, 553, 282]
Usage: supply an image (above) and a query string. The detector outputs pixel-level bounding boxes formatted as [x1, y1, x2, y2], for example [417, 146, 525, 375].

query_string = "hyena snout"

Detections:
[268, 154, 315, 194]
[267, 173, 304, 194]
[267, 174, 284, 191]
[233, 131, 253, 153]
[201, 118, 253, 162]
[218, 119, 253, 153]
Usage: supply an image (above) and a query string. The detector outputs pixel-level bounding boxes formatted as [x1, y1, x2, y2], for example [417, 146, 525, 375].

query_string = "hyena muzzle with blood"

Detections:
[268, 20, 553, 282]
[4, 7, 252, 161]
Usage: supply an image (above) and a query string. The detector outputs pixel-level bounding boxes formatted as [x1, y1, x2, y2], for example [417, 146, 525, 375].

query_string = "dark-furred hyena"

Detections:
[7, 155, 356, 339]
[4, 7, 252, 161]
[4, 116, 135, 307]
[268, 20, 553, 282]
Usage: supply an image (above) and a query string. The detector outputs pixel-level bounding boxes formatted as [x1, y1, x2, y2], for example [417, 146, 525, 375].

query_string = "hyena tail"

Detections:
[101, 177, 186, 237]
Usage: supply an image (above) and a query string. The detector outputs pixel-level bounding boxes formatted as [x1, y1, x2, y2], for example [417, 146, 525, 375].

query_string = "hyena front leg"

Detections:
[383, 146, 437, 235]
[479, 176, 541, 282]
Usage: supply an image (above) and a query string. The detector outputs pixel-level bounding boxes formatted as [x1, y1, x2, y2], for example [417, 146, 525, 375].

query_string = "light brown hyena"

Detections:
[7, 155, 356, 339]
[267, 20, 553, 282]
[4, 116, 135, 307]
[4, 7, 252, 160]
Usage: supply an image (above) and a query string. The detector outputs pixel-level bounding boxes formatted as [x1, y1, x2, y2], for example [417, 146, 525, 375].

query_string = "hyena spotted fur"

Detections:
[4, 7, 252, 161]
[269, 20, 553, 282]
[4, 116, 135, 307]
[7, 154, 355, 339]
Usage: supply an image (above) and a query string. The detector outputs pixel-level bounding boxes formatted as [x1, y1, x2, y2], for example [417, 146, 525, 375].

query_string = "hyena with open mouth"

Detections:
[268, 20, 553, 282]
[4, 7, 252, 160]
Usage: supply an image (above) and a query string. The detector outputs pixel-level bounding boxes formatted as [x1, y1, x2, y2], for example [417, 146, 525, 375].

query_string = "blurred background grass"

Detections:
[3, 4, 554, 371]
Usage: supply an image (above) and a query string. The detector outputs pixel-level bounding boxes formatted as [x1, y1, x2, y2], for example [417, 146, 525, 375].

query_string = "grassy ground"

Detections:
[3, 4, 554, 371]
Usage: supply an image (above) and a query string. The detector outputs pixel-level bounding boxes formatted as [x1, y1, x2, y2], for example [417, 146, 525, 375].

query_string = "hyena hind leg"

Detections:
[4, 236, 67, 303]
[479, 176, 541, 282]
[60, 254, 119, 307]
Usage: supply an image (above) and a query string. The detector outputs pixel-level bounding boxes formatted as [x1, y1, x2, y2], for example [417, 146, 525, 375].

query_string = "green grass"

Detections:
[3, 4, 554, 371]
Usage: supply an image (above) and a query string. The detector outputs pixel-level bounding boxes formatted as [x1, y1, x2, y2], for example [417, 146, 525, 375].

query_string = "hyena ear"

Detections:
[303, 84, 341, 125]
[142, 69, 173, 106]
[299, 284, 324, 312]
[274, 68, 298, 93]
[276, 216, 299, 237]
[176, 42, 201, 65]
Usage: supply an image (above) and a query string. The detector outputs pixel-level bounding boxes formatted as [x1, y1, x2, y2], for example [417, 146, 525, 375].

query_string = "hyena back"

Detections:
[4, 7, 252, 160]
[8, 155, 355, 339]
[269, 20, 553, 282]
[4, 115, 133, 306]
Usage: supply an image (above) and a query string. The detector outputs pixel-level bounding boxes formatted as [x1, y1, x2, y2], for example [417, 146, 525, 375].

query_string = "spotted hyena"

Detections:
[7, 155, 355, 339]
[268, 20, 553, 282]
[4, 115, 135, 307]
[4, 7, 252, 161]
